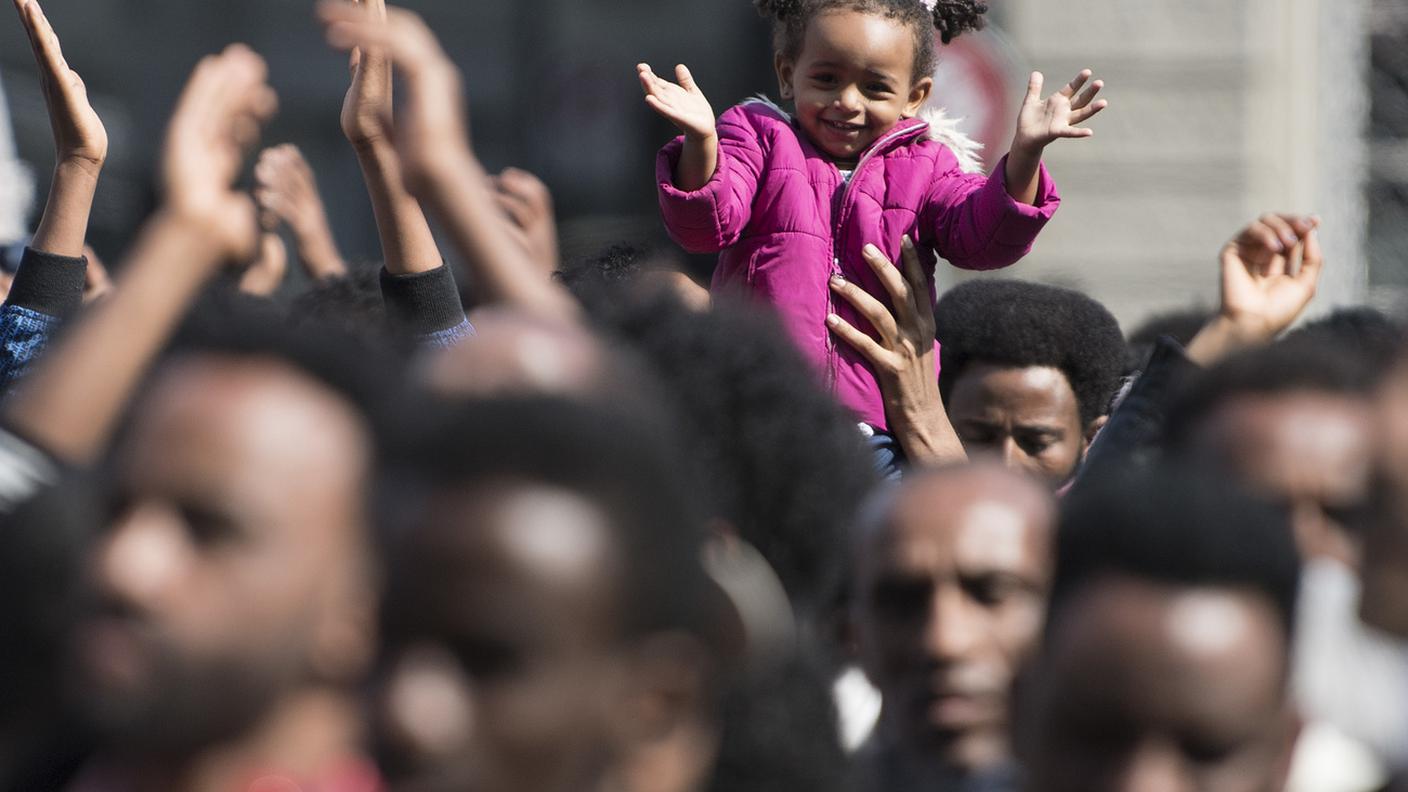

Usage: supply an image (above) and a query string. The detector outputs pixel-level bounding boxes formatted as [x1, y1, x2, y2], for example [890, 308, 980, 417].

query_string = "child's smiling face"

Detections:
[776, 10, 933, 165]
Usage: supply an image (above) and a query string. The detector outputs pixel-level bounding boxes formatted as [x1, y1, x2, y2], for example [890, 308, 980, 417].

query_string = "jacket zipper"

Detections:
[825, 122, 929, 391]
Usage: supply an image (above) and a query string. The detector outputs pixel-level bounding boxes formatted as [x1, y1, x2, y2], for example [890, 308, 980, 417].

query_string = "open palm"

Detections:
[1013, 69, 1106, 153]
[638, 63, 715, 140]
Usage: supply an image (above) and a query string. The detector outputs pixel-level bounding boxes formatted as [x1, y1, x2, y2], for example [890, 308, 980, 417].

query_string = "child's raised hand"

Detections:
[13, 0, 107, 173]
[1012, 69, 1107, 156]
[638, 63, 716, 141]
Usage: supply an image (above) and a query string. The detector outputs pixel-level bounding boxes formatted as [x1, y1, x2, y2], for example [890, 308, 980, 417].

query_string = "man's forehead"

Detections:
[421, 483, 617, 587]
[874, 470, 1053, 569]
[122, 355, 371, 497]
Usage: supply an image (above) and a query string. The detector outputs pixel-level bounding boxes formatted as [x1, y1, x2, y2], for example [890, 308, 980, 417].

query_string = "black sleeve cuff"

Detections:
[9, 248, 86, 320]
[379, 263, 467, 336]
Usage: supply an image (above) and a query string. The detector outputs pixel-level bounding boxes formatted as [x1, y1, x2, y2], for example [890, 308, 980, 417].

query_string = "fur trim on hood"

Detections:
[742, 95, 985, 175]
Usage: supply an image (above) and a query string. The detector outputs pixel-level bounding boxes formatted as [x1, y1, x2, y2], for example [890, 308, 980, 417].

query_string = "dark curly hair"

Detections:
[755, 0, 988, 81]
[934, 279, 1127, 427]
[578, 287, 879, 617]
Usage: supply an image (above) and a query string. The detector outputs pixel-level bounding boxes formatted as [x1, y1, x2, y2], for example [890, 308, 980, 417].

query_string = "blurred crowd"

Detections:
[1, 0, 1407, 791]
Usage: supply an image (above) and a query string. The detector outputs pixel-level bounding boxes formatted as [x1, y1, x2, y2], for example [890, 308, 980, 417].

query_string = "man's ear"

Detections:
[903, 76, 934, 118]
[775, 53, 796, 100]
[1082, 415, 1109, 455]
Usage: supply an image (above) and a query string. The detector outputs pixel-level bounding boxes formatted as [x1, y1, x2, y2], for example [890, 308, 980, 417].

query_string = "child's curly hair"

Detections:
[755, 0, 987, 81]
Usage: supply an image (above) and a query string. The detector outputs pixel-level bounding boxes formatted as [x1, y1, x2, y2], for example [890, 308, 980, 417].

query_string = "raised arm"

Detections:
[827, 236, 966, 468]
[319, 0, 579, 321]
[1077, 214, 1325, 483]
[638, 63, 717, 192]
[338, 0, 443, 278]
[1185, 214, 1323, 365]
[16, 0, 106, 259]
[1005, 69, 1107, 206]
[4, 45, 277, 465]
[0, 0, 108, 394]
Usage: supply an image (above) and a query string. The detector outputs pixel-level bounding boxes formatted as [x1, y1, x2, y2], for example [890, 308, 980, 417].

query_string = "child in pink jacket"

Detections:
[639, 0, 1108, 449]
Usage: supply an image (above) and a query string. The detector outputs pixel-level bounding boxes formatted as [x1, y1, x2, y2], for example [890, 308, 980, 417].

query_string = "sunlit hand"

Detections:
[1012, 69, 1107, 156]
[1186, 214, 1324, 366]
[637, 63, 716, 141]
[13, 0, 107, 174]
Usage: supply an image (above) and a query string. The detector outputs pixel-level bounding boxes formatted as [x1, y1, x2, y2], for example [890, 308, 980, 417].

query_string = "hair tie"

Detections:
[920, 0, 938, 11]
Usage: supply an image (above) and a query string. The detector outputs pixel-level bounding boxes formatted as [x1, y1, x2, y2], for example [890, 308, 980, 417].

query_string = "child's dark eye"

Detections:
[811, 74, 837, 86]
[867, 83, 892, 95]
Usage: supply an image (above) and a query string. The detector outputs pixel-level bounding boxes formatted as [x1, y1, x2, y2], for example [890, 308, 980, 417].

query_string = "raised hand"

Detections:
[1186, 214, 1324, 366]
[319, 0, 468, 192]
[254, 144, 348, 280]
[1012, 69, 1107, 156]
[238, 232, 289, 297]
[14, 0, 107, 173]
[493, 167, 559, 276]
[826, 236, 965, 466]
[637, 63, 716, 141]
[340, 0, 393, 149]
[161, 44, 278, 264]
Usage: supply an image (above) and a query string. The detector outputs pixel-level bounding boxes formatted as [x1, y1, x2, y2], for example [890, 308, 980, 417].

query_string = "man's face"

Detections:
[1192, 392, 1374, 566]
[376, 481, 630, 792]
[1364, 366, 1408, 637]
[1026, 579, 1295, 792]
[75, 357, 372, 751]
[947, 364, 1089, 486]
[854, 468, 1053, 772]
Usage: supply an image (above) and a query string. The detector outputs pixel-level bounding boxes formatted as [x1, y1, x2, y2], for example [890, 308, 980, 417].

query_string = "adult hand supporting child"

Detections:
[6, 44, 277, 464]
[826, 236, 966, 468]
[13, 0, 107, 259]
[319, 0, 578, 318]
[638, 63, 717, 192]
[1006, 69, 1108, 206]
[1185, 214, 1324, 367]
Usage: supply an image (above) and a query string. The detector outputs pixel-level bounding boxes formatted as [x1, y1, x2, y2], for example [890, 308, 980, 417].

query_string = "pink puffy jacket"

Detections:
[657, 99, 1060, 431]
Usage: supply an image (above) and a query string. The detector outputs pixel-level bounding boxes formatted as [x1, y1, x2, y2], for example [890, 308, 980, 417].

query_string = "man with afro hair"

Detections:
[934, 279, 1126, 486]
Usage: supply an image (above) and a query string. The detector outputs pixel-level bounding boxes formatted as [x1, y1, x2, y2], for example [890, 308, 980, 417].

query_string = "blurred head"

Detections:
[580, 290, 877, 618]
[1023, 467, 1301, 792]
[1170, 339, 1379, 567]
[1363, 359, 1408, 638]
[757, 0, 985, 162]
[376, 398, 720, 792]
[75, 310, 385, 756]
[935, 280, 1126, 486]
[419, 309, 629, 399]
[852, 464, 1054, 773]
